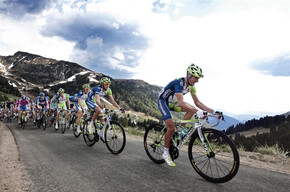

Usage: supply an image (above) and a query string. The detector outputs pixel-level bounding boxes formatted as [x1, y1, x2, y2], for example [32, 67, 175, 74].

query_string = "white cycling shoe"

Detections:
[162, 153, 176, 167]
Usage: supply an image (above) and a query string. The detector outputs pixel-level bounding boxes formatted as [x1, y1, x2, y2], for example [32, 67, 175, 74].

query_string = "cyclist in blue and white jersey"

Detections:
[75, 84, 90, 134]
[86, 77, 124, 134]
[158, 64, 219, 167]
[36, 92, 49, 118]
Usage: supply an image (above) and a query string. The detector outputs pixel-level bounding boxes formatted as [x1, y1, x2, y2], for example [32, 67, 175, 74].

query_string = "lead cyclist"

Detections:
[158, 63, 222, 167]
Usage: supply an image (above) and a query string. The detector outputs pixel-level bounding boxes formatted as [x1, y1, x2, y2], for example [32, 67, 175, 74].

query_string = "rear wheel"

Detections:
[143, 123, 166, 164]
[104, 121, 126, 154]
[188, 128, 240, 183]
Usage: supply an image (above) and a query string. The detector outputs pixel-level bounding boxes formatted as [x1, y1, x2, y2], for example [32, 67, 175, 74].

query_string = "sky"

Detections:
[0, 0, 289, 116]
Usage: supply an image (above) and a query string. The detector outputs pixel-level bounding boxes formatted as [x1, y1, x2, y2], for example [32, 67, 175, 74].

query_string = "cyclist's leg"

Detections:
[170, 102, 194, 127]
[75, 103, 82, 133]
[158, 98, 176, 167]
[85, 99, 99, 133]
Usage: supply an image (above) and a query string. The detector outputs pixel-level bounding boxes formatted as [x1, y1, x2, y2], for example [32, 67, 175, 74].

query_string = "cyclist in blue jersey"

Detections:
[36, 92, 49, 119]
[86, 77, 124, 134]
[158, 64, 219, 167]
[75, 84, 90, 134]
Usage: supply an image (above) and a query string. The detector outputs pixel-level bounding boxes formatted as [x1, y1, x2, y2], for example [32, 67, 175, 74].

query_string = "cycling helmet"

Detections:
[100, 77, 111, 84]
[22, 95, 27, 100]
[39, 92, 45, 96]
[187, 64, 204, 78]
[58, 88, 65, 93]
[82, 84, 90, 89]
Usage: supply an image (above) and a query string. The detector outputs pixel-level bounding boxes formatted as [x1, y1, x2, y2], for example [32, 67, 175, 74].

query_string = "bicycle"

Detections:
[36, 108, 47, 130]
[83, 109, 126, 154]
[57, 109, 69, 134]
[19, 110, 27, 130]
[72, 109, 89, 138]
[144, 112, 239, 183]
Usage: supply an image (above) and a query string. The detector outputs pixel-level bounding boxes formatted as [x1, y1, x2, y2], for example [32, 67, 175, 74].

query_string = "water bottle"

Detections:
[179, 127, 188, 140]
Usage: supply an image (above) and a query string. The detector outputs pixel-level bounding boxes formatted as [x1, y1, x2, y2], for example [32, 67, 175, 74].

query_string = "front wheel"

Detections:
[143, 123, 166, 164]
[60, 117, 66, 134]
[188, 128, 240, 183]
[104, 121, 126, 154]
[82, 120, 96, 146]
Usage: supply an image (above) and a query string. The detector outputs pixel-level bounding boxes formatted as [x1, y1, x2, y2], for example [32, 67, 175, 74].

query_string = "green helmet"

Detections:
[100, 77, 111, 84]
[58, 88, 65, 93]
[187, 64, 204, 78]
[82, 84, 90, 89]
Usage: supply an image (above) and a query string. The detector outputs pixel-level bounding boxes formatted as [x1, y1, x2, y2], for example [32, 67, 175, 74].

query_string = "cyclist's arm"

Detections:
[108, 95, 120, 109]
[94, 95, 104, 109]
[176, 93, 198, 113]
[192, 94, 214, 113]
[78, 98, 84, 109]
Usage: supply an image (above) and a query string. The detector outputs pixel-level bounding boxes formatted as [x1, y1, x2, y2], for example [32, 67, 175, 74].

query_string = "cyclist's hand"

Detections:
[195, 110, 205, 119]
[213, 111, 224, 120]
[101, 108, 108, 114]
[119, 107, 125, 113]
[82, 106, 88, 112]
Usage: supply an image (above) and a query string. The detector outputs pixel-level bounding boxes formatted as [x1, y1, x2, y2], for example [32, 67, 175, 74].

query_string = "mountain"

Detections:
[0, 51, 162, 119]
[283, 111, 290, 117]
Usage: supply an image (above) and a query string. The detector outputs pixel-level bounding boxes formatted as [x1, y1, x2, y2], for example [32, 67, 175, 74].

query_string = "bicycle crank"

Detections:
[169, 145, 179, 160]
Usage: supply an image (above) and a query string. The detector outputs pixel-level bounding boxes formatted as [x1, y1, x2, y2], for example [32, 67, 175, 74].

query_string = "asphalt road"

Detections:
[6, 122, 290, 192]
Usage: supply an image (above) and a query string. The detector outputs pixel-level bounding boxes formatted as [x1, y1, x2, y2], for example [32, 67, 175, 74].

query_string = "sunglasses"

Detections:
[104, 83, 110, 86]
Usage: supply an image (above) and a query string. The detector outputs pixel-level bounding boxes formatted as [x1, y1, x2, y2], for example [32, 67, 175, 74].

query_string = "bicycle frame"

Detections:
[159, 114, 221, 154]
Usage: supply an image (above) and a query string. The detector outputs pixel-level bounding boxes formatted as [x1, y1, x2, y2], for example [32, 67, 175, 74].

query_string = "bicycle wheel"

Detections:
[144, 123, 166, 164]
[61, 117, 66, 134]
[73, 123, 81, 138]
[104, 121, 126, 154]
[82, 120, 96, 146]
[188, 128, 239, 183]
[42, 115, 47, 130]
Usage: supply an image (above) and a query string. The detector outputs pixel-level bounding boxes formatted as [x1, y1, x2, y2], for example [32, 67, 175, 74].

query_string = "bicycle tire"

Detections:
[188, 128, 239, 183]
[73, 123, 81, 138]
[82, 120, 96, 146]
[143, 123, 166, 164]
[61, 117, 66, 134]
[104, 121, 126, 154]
[42, 115, 47, 130]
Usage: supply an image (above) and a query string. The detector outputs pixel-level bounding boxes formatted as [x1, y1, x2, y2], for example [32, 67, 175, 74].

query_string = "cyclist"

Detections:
[158, 64, 218, 167]
[55, 88, 70, 130]
[75, 84, 90, 134]
[4, 98, 14, 120]
[0, 101, 5, 120]
[18, 95, 30, 124]
[86, 77, 124, 135]
[36, 92, 49, 120]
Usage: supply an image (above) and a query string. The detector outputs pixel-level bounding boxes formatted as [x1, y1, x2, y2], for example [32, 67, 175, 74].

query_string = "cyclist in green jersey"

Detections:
[55, 88, 70, 130]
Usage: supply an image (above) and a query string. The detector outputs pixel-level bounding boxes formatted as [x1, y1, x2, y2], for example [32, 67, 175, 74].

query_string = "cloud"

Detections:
[0, 0, 57, 17]
[40, 3, 148, 78]
[251, 53, 290, 76]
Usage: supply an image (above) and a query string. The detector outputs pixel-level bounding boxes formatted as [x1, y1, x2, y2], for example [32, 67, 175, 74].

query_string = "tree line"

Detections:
[226, 114, 290, 153]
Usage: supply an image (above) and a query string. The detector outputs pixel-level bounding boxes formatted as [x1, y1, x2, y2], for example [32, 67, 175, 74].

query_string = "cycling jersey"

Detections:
[5, 101, 13, 109]
[36, 96, 48, 108]
[18, 99, 29, 111]
[86, 86, 112, 110]
[56, 94, 69, 110]
[75, 90, 89, 111]
[158, 77, 196, 120]
[50, 95, 58, 109]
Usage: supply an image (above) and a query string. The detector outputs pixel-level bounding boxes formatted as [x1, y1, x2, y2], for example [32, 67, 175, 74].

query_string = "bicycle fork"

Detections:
[197, 127, 214, 157]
